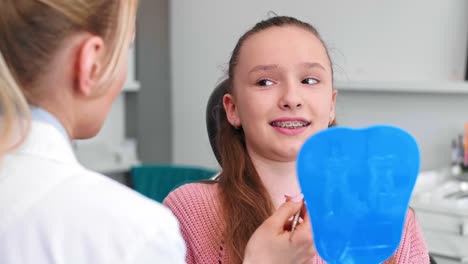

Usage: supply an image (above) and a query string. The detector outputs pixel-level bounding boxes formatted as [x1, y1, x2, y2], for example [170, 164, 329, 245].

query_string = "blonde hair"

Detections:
[0, 0, 138, 155]
[0, 52, 29, 155]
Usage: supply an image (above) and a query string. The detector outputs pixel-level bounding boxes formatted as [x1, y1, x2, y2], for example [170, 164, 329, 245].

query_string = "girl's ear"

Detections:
[223, 94, 241, 128]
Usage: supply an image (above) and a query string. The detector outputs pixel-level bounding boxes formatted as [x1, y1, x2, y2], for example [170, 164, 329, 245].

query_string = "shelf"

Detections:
[335, 81, 468, 94]
[123, 81, 141, 92]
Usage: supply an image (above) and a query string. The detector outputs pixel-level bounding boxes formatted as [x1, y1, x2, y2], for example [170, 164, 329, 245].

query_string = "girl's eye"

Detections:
[302, 78, 318, 85]
[256, 79, 274, 86]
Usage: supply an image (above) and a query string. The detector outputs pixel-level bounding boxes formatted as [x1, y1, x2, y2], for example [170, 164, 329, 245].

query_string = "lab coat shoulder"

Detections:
[0, 121, 186, 264]
[45, 169, 188, 264]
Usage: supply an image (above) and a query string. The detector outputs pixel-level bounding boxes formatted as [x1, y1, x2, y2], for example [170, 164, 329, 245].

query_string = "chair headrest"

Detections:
[205, 79, 229, 166]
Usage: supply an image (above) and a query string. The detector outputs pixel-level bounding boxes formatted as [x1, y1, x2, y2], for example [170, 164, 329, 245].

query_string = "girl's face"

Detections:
[224, 25, 337, 162]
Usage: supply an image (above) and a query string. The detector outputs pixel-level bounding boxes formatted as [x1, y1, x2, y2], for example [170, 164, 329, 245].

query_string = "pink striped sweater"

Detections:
[164, 182, 430, 264]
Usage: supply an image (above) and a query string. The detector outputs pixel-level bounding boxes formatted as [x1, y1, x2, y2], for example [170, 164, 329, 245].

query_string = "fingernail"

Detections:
[284, 194, 294, 201]
[292, 193, 304, 203]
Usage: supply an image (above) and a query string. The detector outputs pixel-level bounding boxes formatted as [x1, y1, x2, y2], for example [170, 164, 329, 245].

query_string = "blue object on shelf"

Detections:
[131, 164, 218, 203]
[297, 125, 420, 264]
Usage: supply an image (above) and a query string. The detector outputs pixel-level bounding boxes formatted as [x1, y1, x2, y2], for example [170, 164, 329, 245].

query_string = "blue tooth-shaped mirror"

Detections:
[296, 125, 420, 264]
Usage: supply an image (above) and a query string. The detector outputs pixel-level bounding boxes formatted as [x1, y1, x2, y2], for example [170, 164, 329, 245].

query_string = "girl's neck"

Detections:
[249, 151, 301, 209]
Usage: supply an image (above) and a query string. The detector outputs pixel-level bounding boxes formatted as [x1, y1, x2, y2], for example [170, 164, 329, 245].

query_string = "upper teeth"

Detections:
[272, 121, 309, 129]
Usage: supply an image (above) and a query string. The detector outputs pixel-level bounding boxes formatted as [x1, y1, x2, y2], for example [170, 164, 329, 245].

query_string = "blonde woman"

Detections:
[0, 1, 185, 263]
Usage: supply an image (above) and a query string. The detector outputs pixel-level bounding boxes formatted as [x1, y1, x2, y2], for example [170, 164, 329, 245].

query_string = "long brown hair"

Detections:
[216, 16, 334, 263]
[0, 0, 138, 154]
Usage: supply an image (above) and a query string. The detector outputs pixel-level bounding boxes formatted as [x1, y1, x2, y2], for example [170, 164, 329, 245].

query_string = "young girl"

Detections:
[0, 1, 186, 263]
[164, 16, 430, 264]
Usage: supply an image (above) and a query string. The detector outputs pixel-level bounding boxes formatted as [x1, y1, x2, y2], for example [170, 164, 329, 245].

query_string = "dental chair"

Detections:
[206, 79, 228, 167]
[130, 164, 217, 203]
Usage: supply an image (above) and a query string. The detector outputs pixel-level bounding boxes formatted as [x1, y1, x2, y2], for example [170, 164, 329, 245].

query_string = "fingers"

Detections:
[266, 199, 304, 233]
[284, 193, 303, 203]
[284, 194, 307, 224]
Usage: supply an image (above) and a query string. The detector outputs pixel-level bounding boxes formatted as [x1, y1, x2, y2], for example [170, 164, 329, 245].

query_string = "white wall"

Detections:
[170, 0, 468, 170]
[336, 91, 468, 170]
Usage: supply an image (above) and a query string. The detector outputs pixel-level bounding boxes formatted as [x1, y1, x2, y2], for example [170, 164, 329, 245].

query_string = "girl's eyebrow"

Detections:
[248, 62, 326, 75]
[248, 64, 280, 75]
[299, 62, 326, 71]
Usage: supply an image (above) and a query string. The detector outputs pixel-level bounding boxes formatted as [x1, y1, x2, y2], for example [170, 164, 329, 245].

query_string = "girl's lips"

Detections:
[270, 117, 311, 135]
[271, 117, 309, 123]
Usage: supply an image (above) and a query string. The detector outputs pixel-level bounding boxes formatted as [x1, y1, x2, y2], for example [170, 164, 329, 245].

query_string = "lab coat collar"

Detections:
[30, 106, 69, 141]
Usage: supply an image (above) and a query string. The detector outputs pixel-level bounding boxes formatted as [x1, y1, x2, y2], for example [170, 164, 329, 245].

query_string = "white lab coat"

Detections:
[0, 120, 186, 264]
